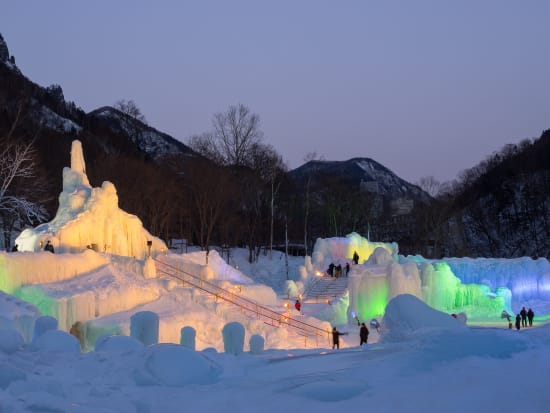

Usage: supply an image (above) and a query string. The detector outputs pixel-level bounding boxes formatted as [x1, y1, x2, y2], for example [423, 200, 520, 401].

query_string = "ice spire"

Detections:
[70, 140, 90, 186]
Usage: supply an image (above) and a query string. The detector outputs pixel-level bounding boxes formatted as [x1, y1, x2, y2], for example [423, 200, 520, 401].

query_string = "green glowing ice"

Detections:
[14, 286, 56, 318]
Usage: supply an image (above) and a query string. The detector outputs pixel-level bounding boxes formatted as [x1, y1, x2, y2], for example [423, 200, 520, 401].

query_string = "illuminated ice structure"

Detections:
[15, 140, 166, 258]
[312, 233, 550, 323]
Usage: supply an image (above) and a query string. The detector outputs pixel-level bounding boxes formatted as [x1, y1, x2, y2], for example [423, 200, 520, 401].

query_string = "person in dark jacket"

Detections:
[11, 244, 18, 252]
[328, 263, 335, 277]
[44, 240, 55, 253]
[332, 327, 347, 349]
[359, 323, 369, 346]
[515, 314, 521, 331]
[352, 251, 359, 265]
[520, 307, 527, 327]
[345, 262, 350, 276]
[527, 308, 535, 326]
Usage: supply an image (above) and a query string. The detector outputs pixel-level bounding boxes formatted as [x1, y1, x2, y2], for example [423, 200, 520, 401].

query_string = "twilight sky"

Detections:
[2, 0, 549, 183]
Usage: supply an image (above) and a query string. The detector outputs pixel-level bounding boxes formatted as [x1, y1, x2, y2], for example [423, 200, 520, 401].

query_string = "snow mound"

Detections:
[31, 330, 81, 353]
[94, 335, 145, 352]
[381, 294, 465, 342]
[136, 344, 220, 386]
[130, 311, 159, 346]
[249, 334, 264, 354]
[0, 328, 24, 354]
[222, 322, 245, 355]
[180, 326, 196, 350]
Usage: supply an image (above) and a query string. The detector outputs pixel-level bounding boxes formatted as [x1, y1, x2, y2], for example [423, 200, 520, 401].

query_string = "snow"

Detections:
[38, 105, 82, 133]
[1, 141, 550, 411]
[179, 326, 196, 350]
[0, 329, 24, 354]
[380, 294, 466, 343]
[94, 335, 144, 352]
[130, 311, 159, 346]
[221, 321, 245, 355]
[249, 334, 264, 354]
[32, 316, 58, 342]
[30, 329, 81, 353]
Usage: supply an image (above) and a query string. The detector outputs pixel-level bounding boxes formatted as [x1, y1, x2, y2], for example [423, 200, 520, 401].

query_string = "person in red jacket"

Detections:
[295, 299, 301, 313]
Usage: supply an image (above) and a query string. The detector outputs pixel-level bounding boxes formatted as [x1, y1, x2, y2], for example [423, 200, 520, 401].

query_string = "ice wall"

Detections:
[15, 140, 166, 259]
[312, 232, 397, 271]
[312, 235, 520, 322]
[0, 250, 109, 294]
[441, 257, 550, 303]
[0, 290, 40, 342]
[15, 262, 166, 331]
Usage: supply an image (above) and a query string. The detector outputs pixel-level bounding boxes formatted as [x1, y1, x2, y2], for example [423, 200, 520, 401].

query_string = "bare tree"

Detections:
[114, 99, 146, 123]
[0, 106, 48, 249]
[189, 104, 263, 167]
[183, 159, 234, 264]
[250, 143, 287, 259]
[301, 152, 324, 256]
[416, 176, 443, 198]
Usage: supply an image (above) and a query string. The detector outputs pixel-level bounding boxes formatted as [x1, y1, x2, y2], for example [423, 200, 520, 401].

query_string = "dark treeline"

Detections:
[2, 54, 550, 259]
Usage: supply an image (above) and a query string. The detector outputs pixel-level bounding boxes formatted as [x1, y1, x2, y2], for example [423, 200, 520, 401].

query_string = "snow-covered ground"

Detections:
[1, 291, 549, 412]
[2, 140, 550, 411]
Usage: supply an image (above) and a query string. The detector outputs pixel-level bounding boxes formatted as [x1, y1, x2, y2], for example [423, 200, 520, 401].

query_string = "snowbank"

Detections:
[381, 294, 466, 343]
[135, 344, 220, 386]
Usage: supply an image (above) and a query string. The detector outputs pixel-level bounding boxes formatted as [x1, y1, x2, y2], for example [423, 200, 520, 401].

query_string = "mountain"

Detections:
[0, 33, 198, 166]
[445, 129, 550, 258]
[288, 158, 430, 213]
[87, 106, 197, 161]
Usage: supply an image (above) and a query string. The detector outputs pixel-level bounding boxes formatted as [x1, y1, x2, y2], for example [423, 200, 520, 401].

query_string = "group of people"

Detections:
[514, 306, 535, 330]
[326, 251, 360, 278]
[331, 320, 372, 349]
[9, 240, 55, 253]
[327, 262, 351, 278]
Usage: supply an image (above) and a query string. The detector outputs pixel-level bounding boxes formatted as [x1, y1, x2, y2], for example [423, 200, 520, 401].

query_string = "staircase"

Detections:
[153, 257, 329, 346]
[303, 276, 349, 303]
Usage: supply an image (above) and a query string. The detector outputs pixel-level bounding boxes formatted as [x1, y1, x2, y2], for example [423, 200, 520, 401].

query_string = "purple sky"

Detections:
[2, 1, 549, 183]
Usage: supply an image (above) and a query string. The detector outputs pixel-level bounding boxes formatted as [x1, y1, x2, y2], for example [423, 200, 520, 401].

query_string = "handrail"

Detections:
[152, 258, 329, 344]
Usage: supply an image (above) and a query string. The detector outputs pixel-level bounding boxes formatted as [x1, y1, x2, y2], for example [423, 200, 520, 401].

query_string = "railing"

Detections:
[153, 257, 330, 347]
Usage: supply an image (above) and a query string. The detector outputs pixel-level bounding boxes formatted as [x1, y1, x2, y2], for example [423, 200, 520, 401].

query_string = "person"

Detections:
[294, 299, 301, 313]
[11, 244, 18, 252]
[335, 264, 342, 278]
[515, 314, 521, 331]
[520, 307, 527, 327]
[44, 240, 55, 253]
[328, 263, 335, 277]
[352, 251, 359, 265]
[502, 311, 512, 329]
[359, 323, 369, 346]
[332, 327, 347, 349]
[527, 308, 534, 326]
[345, 262, 350, 276]
[370, 318, 381, 333]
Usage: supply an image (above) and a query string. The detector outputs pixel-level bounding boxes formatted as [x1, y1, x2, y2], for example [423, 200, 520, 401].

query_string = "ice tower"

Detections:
[16, 140, 166, 258]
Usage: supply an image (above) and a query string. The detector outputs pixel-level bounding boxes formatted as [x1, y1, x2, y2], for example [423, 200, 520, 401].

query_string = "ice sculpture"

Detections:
[15, 140, 166, 258]
[312, 233, 548, 323]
